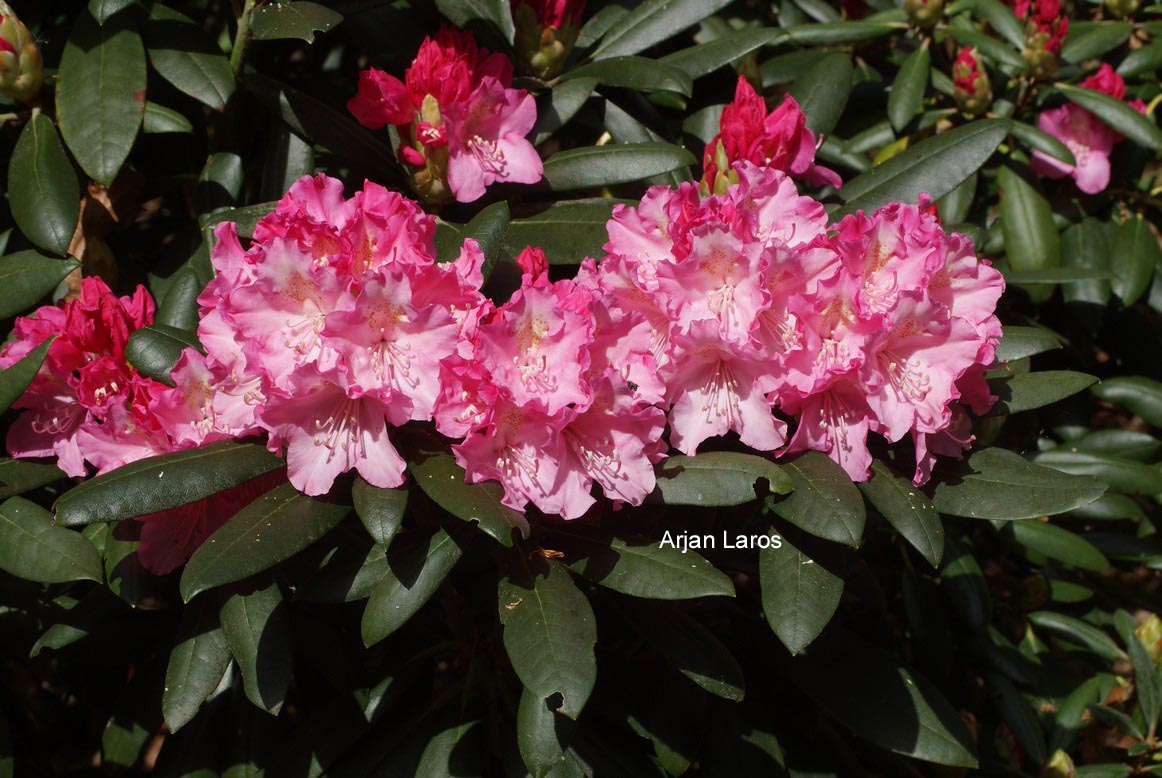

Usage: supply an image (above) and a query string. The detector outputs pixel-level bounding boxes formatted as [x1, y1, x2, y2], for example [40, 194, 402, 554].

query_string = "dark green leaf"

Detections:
[781, 21, 898, 45]
[660, 28, 783, 79]
[8, 114, 80, 257]
[90, 0, 135, 23]
[989, 673, 1049, 765]
[0, 459, 66, 500]
[1002, 267, 1112, 284]
[531, 78, 596, 146]
[1118, 40, 1162, 78]
[352, 476, 406, 549]
[0, 338, 53, 416]
[859, 460, 943, 567]
[1027, 611, 1125, 662]
[499, 556, 596, 719]
[1057, 82, 1162, 151]
[1033, 449, 1162, 494]
[1005, 521, 1110, 571]
[1066, 429, 1161, 461]
[562, 57, 692, 96]
[518, 686, 577, 778]
[1061, 217, 1113, 307]
[944, 27, 1024, 69]
[221, 581, 292, 715]
[435, 0, 515, 44]
[163, 596, 231, 732]
[361, 527, 462, 646]
[0, 251, 79, 319]
[147, 4, 236, 111]
[261, 124, 315, 203]
[995, 325, 1062, 362]
[0, 497, 103, 584]
[1009, 120, 1076, 166]
[769, 452, 865, 547]
[125, 324, 202, 386]
[786, 628, 978, 767]
[1092, 376, 1162, 426]
[410, 454, 529, 546]
[761, 532, 843, 654]
[1062, 22, 1132, 64]
[56, 440, 284, 526]
[654, 451, 792, 507]
[416, 722, 481, 776]
[542, 142, 696, 190]
[1110, 215, 1161, 306]
[931, 447, 1107, 519]
[504, 199, 627, 265]
[251, 1, 342, 43]
[985, 370, 1098, 416]
[550, 525, 735, 599]
[635, 604, 745, 700]
[592, 0, 733, 60]
[56, 10, 146, 185]
[157, 265, 205, 331]
[101, 656, 164, 770]
[836, 119, 1008, 218]
[143, 101, 194, 134]
[789, 52, 853, 136]
[971, 0, 1025, 48]
[999, 164, 1060, 302]
[888, 45, 929, 132]
[180, 483, 350, 601]
[455, 201, 510, 280]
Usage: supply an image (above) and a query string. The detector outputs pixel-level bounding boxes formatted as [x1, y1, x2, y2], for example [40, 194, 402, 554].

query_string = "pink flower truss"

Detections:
[348, 25, 542, 202]
[435, 247, 665, 519]
[1031, 64, 1149, 194]
[199, 174, 487, 496]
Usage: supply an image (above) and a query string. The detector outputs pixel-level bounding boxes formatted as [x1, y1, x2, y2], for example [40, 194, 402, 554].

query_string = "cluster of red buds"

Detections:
[1013, 0, 1068, 78]
[0, 2, 42, 104]
[952, 47, 992, 115]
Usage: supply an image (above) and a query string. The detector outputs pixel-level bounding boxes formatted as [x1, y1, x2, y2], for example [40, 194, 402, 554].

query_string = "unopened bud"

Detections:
[952, 48, 992, 116]
[904, 0, 944, 27]
[0, 2, 42, 104]
[1041, 749, 1076, 778]
[1104, 0, 1140, 18]
[513, 0, 584, 80]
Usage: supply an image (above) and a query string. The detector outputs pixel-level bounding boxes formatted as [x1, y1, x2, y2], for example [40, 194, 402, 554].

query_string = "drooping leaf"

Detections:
[180, 483, 350, 601]
[1005, 521, 1110, 572]
[1027, 611, 1126, 662]
[220, 581, 292, 715]
[0, 337, 53, 416]
[888, 45, 929, 132]
[410, 454, 529, 546]
[930, 447, 1107, 519]
[124, 324, 202, 386]
[760, 532, 843, 654]
[985, 370, 1098, 416]
[591, 0, 733, 60]
[361, 528, 463, 647]
[548, 524, 735, 600]
[769, 452, 865, 547]
[653, 451, 792, 507]
[499, 556, 597, 719]
[56, 10, 147, 185]
[1092, 376, 1162, 427]
[541, 142, 696, 190]
[0, 251, 80, 319]
[56, 440, 285, 526]
[251, 1, 343, 43]
[836, 119, 1008, 218]
[0, 497, 103, 584]
[859, 460, 943, 567]
[352, 476, 406, 549]
[8, 114, 80, 257]
[1008, 120, 1076, 167]
[163, 596, 231, 732]
[789, 52, 853, 136]
[1056, 82, 1162, 151]
[1033, 449, 1162, 495]
[147, 4, 236, 111]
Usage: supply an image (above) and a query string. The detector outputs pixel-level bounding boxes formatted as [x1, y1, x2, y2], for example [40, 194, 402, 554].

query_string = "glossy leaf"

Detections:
[860, 460, 943, 567]
[518, 686, 577, 778]
[789, 52, 853, 135]
[971, 0, 1025, 48]
[0, 497, 103, 584]
[221, 581, 292, 715]
[410, 454, 529, 546]
[781, 21, 897, 45]
[1005, 521, 1110, 572]
[1061, 217, 1113, 308]
[769, 452, 865, 547]
[1062, 21, 1132, 64]
[836, 119, 1008, 218]
[360, 528, 462, 646]
[143, 101, 194, 134]
[499, 556, 596, 719]
[1110, 215, 1161, 306]
[999, 165, 1060, 302]
[251, 1, 342, 42]
[995, 325, 1062, 362]
[1033, 449, 1162, 495]
[985, 370, 1098, 416]
[931, 447, 1107, 520]
[0, 338, 53, 416]
[531, 78, 596, 146]
[504, 200, 627, 264]
[1092, 376, 1162, 426]
[180, 483, 350, 601]
[90, 0, 135, 23]
[541, 142, 696, 190]
[660, 28, 783, 79]
[562, 57, 692, 96]
[1056, 82, 1162, 151]
[1009, 120, 1076, 167]
[435, 0, 515, 44]
[0, 252, 79, 320]
[888, 45, 929, 132]
[147, 4, 236, 111]
[761, 533, 843, 654]
[124, 324, 201, 386]
[635, 604, 745, 701]
[352, 477, 406, 549]
[163, 597, 231, 732]
[8, 115, 80, 257]
[0, 459, 66, 501]
[944, 27, 1024, 69]
[1027, 611, 1125, 662]
[592, 0, 733, 60]
[56, 10, 146, 186]
[1118, 40, 1162, 77]
[653, 452, 792, 507]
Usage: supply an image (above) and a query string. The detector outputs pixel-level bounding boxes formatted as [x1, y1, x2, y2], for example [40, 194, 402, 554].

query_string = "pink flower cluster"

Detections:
[348, 25, 542, 204]
[1031, 64, 1149, 194]
[197, 174, 487, 497]
[0, 277, 285, 573]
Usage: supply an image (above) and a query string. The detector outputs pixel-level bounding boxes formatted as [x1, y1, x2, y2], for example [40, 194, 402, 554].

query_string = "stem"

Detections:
[230, 0, 260, 78]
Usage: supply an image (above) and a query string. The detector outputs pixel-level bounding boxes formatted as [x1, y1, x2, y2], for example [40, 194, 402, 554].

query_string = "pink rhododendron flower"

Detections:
[348, 25, 541, 204]
[199, 174, 488, 496]
[1030, 65, 1148, 194]
[700, 76, 841, 196]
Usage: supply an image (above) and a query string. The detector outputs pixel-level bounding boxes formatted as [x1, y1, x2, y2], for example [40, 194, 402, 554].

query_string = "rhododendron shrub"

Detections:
[2, 1, 1161, 775]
